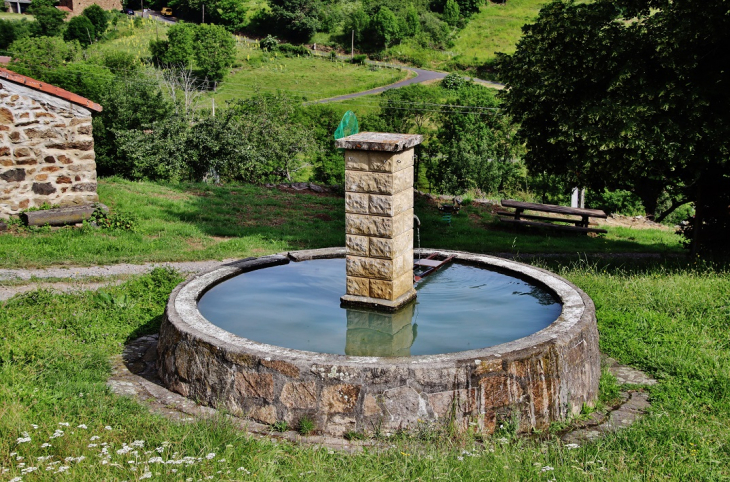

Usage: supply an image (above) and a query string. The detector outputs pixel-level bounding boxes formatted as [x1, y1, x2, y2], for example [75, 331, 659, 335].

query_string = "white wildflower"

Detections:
[31, 424, 38, 429]
[457, 456, 464, 461]
[40, 443, 51, 448]
[16, 437, 31, 444]
[155, 447, 164, 453]
[130, 440, 145, 448]
[541, 466, 554, 472]
[88, 444, 98, 448]
[9, 477, 23, 482]
[237, 467, 251, 474]
[140, 472, 152, 480]
[57, 466, 70, 472]
[117, 445, 133, 455]
[205, 453, 216, 460]
[50, 429, 64, 439]
[565, 443, 580, 449]
[148, 457, 163, 464]
[59, 422, 70, 427]
[21, 467, 38, 474]
[104, 426, 112, 430]
[90, 436, 100, 441]
[77, 424, 87, 429]
[218, 459, 226, 463]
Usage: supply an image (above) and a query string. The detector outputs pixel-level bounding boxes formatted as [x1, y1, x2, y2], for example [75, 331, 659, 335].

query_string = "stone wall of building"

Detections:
[58, 0, 122, 17]
[0, 79, 98, 218]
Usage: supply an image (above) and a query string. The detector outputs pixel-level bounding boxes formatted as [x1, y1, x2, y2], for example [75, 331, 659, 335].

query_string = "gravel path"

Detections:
[0, 259, 238, 301]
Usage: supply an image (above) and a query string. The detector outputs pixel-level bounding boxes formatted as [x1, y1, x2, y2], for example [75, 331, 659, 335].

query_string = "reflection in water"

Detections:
[345, 303, 418, 357]
[513, 285, 559, 306]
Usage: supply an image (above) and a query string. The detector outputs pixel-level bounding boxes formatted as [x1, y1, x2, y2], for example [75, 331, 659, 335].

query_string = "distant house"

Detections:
[56, 0, 122, 17]
[0, 68, 102, 218]
[5, 0, 31, 14]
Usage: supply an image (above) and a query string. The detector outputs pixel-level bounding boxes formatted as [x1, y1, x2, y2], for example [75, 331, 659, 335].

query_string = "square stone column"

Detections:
[336, 132, 423, 312]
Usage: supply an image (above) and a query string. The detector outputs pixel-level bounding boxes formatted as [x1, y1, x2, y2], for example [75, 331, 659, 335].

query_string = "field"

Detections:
[0, 178, 683, 269]
[1, 180, 729, 481]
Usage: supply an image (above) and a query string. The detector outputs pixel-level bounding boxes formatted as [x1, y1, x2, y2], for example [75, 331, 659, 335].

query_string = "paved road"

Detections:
[311, 66, 504, 104]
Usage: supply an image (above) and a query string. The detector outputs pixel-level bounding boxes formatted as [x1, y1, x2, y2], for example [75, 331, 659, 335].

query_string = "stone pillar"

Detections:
[336, 132, 423, 312]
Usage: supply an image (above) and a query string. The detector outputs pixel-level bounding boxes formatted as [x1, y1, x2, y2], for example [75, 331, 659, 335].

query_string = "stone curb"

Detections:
[109, 335, 656, 451]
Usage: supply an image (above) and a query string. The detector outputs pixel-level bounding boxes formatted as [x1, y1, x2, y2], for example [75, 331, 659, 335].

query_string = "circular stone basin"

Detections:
[197, 258, 563, 357]
[158, 248, 600, 437]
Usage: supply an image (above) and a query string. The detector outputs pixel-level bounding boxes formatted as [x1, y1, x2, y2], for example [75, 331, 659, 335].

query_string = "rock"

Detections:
[0, 220, 6, 231]
[290, 182, 309, 191]
[309, 183, 326, 193]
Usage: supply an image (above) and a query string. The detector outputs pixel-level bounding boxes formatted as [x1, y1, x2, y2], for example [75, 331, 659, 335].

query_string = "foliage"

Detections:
[497, 0, 730, 251]
[44, 62, 115, 102]
[441, 72, 466, 90]
[27, 0, 67, 37]
[266, 0, 321, 43]
[427, 84, 522, 195]
[193, 23, 236, 82]
[259, 34, 278, 51]
[271, 420, 289, 432]
[443, 0, 460, 26]
[81, 4, 108, 37]
[297, 416, 316, 435]
[294, 104, 344, 185]
[64, 15, 96, 47]
[587, 189, 645, 217]
[7, 36, 79, 77]
[150, 22, 195, 67]
[0, 18, 33, 50]
[278, 42, 309, 57]
[90, 206, 138, 231]
[371, 6, 401, 49]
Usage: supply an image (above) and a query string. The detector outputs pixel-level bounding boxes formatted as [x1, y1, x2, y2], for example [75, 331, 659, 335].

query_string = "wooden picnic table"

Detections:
[498, 200, 608, 234]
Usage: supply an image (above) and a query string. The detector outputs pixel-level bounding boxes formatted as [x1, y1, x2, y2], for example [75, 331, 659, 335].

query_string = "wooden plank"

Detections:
[501, 199, 607, 218]
[499, 217, 607, 234]
[496, 211, 582, 224]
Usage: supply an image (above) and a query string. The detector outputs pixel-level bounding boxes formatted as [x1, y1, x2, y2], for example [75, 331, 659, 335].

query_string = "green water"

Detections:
[197, 258, 562, 357]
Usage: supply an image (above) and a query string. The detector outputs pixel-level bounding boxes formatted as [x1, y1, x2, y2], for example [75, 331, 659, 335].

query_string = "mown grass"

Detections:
[0, 12, 32, 20]
[1, 255, 728, 480]
[211, 48, 409, 104]
[0, 179, 683, 269]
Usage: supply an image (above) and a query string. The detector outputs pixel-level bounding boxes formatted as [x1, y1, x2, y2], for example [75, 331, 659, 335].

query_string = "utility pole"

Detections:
[351, 30, 354, 60]
[212, 98, 215, 117]
[140, 0, 143, 16]
[202, 4, 204, 23]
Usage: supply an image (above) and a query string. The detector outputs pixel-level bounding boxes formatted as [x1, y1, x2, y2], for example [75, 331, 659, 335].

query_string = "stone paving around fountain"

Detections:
[109, 334, 656, 450]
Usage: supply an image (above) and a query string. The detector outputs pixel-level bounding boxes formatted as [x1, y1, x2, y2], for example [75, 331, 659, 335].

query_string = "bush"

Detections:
[587, 189, 645, 216]
[260, 34, 278, 52]
[278, 43, 309, 57]
[441, 72, 467, 90]
[351, 54, 367, 64]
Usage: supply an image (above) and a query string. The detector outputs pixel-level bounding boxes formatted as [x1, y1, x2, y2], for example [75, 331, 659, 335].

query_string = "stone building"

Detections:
[0, 67, 102, 219]
[56, 0, 122, 17]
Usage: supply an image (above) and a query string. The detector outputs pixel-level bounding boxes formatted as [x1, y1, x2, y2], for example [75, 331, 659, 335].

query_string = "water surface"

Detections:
[198, 258, 561, 356]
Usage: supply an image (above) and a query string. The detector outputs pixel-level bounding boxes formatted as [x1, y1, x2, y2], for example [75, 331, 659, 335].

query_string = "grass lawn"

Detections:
[451, 0, 550, 64]
[211, 49, 410, 105]
[1, 208, 728, 479]
[0, 178, 683, 269]
[0, 12, 33, 20]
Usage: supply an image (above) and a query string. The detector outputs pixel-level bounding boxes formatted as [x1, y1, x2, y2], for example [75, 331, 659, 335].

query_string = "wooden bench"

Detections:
[498, 200, 608, 234]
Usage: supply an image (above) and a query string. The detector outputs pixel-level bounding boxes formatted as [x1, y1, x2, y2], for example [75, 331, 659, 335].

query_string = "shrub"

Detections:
[351, 54, 367, 64]
[587, 189, 645, 216]
[278, 43, 309, 57]
[441, 72, 467, 90]
[260, 34, 278, 52]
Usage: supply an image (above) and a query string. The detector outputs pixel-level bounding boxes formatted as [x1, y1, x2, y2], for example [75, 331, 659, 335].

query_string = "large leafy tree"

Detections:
[193, 23, 236, 82]
[267, 0, 321, 43]
[27, 0, 67, 37]
[498, 0, 730, 249]
[64, 15, 96, 47]
[427, 83, 522, 195]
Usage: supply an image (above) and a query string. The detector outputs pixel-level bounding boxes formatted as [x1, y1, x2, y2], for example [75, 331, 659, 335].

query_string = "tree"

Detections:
[343, 7, 370, 48]
[7, 36, 79, 77]
[403, 4, 420, 37]
[427, 84, 522, 194]
[443, 0, 460, 27]
[193, 23, 236, 82]
[149, 22, 196, 67]
[498, 0, 730, 250]
[81, 4, 108, 37]
[64, 15, 96, 47]
[27, 0, 67, 37]
[0, 19, 33, 50]
[371, 6, 400, 49]
[267, 0, 321, 43]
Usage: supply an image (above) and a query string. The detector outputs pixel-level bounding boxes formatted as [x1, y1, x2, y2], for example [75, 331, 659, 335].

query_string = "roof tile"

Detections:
[0, 67, 103, 112]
